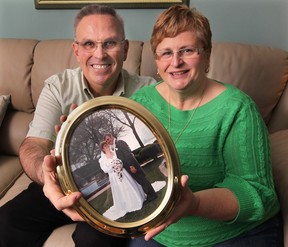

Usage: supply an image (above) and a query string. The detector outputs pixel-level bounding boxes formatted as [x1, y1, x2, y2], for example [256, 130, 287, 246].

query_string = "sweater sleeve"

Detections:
[216, 101, 279, 222]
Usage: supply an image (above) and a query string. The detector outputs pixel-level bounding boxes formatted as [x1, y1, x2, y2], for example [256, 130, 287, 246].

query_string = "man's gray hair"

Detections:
[74, 4, 125, 38]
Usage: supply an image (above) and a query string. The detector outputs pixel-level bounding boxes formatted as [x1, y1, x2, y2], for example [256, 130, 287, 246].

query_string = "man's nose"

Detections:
[92, 45, 107, 57]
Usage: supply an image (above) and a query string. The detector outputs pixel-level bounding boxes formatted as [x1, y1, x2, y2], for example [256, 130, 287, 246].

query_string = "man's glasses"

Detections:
[155, 47, 205, 61]
[74, 39, 125, 53]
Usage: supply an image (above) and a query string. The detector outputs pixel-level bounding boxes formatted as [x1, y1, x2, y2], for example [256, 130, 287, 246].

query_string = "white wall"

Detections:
[0, 0, 287, 50]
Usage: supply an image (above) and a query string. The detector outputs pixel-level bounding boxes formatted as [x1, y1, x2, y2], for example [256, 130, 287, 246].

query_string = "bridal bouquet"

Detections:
[112, 158, 123, 181]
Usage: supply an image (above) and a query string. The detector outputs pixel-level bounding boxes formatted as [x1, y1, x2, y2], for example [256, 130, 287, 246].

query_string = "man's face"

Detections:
[104, 135, 113, 145]
[73, 14, 129, 94]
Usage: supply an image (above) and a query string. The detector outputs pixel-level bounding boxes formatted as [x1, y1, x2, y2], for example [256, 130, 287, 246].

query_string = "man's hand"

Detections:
[54, 103, 78, 134]
[43, 103, 84, 221]
[42, 153, 83, 221]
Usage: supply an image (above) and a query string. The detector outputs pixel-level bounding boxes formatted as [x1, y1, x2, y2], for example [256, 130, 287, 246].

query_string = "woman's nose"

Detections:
[170, 52, 183, 67]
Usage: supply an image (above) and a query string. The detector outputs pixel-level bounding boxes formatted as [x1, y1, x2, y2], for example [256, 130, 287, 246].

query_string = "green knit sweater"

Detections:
[130, 81, 280, 247]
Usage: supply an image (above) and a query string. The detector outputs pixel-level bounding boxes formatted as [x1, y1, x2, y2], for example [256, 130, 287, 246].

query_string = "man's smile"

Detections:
[91, 64, 111, 69]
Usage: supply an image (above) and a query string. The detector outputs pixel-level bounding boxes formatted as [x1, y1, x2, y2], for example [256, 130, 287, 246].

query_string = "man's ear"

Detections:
[123, 39, 129, 61]
[72, 42, 80, 62]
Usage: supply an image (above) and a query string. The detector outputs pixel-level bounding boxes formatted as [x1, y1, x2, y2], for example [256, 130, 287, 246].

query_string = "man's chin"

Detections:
[90, 74, 112, 85]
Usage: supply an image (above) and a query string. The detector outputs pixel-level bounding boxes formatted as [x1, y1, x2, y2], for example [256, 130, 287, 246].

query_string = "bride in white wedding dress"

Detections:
[99, 141, 145, 221]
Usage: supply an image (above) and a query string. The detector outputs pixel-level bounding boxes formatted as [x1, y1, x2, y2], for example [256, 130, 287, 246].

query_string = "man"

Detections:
[0, 4, 155, 247]
[104, 133, 157, 203]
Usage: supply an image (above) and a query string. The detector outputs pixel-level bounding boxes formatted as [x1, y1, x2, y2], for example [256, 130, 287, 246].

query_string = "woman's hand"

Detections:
[42, 154, 84, 221]
[144, 174, 239, 241]
[145, 175, 198, 240]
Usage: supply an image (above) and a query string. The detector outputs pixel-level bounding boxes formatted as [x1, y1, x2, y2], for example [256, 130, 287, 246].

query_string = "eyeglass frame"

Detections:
[155, 47, 206, 61]
[74, 39, 126, 53]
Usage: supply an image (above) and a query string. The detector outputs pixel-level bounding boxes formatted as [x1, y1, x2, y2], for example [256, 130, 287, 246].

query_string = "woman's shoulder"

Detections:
[202, 81, 259, 116]
[130, 81, 160, 100]
[215, 81, 254, 103]
[135, 81, 159, 92]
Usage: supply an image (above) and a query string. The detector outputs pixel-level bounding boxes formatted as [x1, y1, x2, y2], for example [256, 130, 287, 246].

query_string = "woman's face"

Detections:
[155, 31, 209, 91]
[102, 143, 109, 152]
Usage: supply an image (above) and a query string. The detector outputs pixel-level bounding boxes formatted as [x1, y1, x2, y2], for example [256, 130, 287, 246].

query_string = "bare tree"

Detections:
[107, 109, 144, 147]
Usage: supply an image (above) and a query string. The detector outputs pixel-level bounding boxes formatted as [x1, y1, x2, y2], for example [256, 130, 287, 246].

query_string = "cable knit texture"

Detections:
[130, 82, 280, 247]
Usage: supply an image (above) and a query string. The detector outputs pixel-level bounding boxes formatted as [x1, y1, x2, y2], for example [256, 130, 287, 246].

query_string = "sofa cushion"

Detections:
[43, 224, 76, 247]
[141, 41, 158, 79]
[208, 42, 288, 124]
[0, 156, 24, 200]
[31, 39, 79, 107]
[0, 111, 32, 156]
[0, 95, 10, 127]
[0, 39, 38, 113]
[268, 83, 288, 133]
[0, 173, 31, 205]
[123, 40, 144, 76]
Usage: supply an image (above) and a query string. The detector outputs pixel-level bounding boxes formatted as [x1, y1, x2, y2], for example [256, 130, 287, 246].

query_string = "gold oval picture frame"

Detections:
[55, 96, 181, 238]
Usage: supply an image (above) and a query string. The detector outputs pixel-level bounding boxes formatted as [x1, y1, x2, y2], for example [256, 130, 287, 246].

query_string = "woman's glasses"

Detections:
[155, 47, 205, 61]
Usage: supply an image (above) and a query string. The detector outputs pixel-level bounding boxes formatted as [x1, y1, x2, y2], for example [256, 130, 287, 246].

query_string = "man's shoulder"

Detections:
[122, 69, 156, 86]
[121, 69, 156, 97]
[45, 67, 82, 84]
[116, 139, 127, 145]
[116, 139, 130, 148]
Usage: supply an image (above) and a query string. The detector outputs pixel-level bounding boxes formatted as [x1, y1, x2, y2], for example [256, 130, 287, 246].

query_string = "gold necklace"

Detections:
[168, 86, 205, 144]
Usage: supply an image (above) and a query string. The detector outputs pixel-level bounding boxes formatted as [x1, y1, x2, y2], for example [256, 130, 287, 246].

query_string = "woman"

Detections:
[99, 141, 145, 221]
[129, 4, 282, 247]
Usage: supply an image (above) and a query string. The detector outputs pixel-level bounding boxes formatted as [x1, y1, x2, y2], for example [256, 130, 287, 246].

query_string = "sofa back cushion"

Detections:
[268, 85, 288, 133]
[0, 39, 38, 113]
[0, 95, 10, 127]
[209, 42, 288, 125]
[0, 39, 38, 155]
[31, 39, 79, 107]
[123, 40, 144, 76]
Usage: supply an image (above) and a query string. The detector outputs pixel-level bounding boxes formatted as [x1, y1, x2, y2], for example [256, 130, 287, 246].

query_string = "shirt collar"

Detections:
[81, 72, 94, 98]
[81, 70, 125, 98]
[112, 70, 125, 97]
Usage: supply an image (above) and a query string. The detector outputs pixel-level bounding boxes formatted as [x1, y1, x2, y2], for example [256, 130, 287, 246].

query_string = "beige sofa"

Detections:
[0, 38, 288, 246]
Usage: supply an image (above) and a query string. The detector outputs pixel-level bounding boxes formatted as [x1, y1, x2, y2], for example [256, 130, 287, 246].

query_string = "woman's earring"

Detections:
[205, 67, 210, 73]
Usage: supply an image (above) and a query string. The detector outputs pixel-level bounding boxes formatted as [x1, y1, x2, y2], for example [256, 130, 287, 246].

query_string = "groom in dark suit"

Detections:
[103, 133, 157, 202]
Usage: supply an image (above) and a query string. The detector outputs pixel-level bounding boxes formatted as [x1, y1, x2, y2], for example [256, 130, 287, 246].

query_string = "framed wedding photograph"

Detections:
[34, 0, 190, 9]
[55, 96, 181, 237]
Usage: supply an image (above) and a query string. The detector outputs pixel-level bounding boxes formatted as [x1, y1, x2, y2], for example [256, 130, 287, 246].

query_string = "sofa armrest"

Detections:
[0, 155, 23, 199]
[270, 130, 288, 246]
